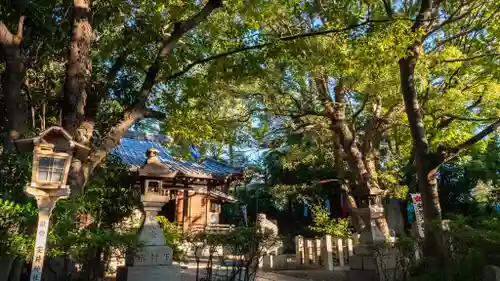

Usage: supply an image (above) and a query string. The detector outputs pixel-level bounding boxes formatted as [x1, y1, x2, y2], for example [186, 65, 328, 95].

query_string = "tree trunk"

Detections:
[316, 76, 390, 238]
[62, 0, 93, 138]
[63, 0, 223, 194]
[0, 17, 28, 149]
[399, 52, 443, 258]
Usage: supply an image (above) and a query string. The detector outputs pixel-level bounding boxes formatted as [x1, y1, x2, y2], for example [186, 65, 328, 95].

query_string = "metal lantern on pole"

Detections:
[14, 126, 89, 281]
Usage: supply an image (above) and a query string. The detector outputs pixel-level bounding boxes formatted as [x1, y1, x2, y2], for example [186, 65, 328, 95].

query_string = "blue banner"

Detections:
[242, 205, 248, 226]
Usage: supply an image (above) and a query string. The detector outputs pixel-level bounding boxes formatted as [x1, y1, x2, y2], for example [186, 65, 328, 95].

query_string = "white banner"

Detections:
[410, 193, 425, 238]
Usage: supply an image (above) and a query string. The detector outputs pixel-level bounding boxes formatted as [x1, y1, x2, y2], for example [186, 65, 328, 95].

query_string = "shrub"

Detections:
[310, 204, 350, 238]
[157, 216, 186, 262]
[0, 199, 36, 257]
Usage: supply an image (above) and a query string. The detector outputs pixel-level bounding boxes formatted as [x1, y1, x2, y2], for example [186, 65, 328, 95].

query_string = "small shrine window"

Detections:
[210, 202, 220, 212]
[145, 180, 161, 194]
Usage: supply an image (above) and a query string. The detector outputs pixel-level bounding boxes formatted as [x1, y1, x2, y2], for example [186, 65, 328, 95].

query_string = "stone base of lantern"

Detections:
[127, 265, 181, 281]
[348, 244, 397, 281]
[116, 245, 179, 281]
[117, 264, 181, 281]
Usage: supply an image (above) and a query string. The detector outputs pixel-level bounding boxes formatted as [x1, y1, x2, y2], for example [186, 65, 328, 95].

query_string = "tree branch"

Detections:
[437, 95, 483, 129]
[352, 94, 369, 121]
[0, 16, 24, 46]
[438, 114, 498, 122]
[144, 108, 166, 119]
[165, 19, 392, 81]
[440, 119, 500, 164]
[137, 0, 223, 104]
[427, 27, 481, 54]
[83, 0, 222, 181]
[441, 52, 500, 63]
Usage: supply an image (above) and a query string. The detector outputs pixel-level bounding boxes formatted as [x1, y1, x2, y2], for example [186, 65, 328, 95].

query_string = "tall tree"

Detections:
[391, 0, 500, 257]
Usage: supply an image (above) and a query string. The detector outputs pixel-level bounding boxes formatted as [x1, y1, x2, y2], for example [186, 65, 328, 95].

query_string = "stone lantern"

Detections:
[349, 185, 396, 281]
[350, 184, 387, 244]
[125, 148, 180, 281]
[14, 126, 89, 281]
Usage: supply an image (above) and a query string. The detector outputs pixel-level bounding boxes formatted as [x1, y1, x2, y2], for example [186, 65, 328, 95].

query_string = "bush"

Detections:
[183, 226, 281, 281]
[376, 215, 500, 281]
[157, 216, 186, 262]
[0, 199, 36, 257]
[310, 204, 350, 238]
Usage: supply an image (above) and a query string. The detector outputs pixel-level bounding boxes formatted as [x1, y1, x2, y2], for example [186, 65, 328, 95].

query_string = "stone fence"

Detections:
[294, 234, 360, 270]
[259, 233, 360, 271]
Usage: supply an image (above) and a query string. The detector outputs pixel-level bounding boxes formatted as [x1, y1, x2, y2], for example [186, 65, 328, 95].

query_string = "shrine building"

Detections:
[113, 131, 243, 232]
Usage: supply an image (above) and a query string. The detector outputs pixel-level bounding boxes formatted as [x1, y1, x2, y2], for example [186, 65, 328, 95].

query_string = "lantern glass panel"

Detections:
[38, 157, 66, 183]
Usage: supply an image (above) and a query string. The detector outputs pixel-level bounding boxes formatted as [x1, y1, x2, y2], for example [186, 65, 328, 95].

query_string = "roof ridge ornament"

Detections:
[146, 148, 160, 164]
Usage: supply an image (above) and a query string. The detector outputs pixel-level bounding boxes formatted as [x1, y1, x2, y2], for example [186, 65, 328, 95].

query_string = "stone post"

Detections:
[304, 239, 312, 265]
[322, 235, 334, 271]
[312, 239, 319, 266]
[335, 238, 344, 268]
[295, 236, 304, 266]
[262, 255, 274, 269]
[347, 237, 354, 257]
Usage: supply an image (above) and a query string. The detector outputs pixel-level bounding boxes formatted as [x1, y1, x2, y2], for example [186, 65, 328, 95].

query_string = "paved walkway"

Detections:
[180, 262, 312, 281]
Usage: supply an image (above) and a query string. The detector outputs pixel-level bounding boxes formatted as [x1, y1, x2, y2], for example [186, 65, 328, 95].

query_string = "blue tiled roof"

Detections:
[112, 135, 243, 178]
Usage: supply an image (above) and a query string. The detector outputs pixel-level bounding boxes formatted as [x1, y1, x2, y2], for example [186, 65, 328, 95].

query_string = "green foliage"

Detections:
[374, 214, 500, 281]
[157, 216, 186, 262]
[411, 216, 500, 281]
[47, 157, 141, 278]
[184, 226, 281, 281]
[0, 199, 36, 257]
[0, 151, 32, 201]
[310, 204, 350, 238]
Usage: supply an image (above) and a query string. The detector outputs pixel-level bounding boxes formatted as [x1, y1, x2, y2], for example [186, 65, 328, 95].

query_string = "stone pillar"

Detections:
[262, 255, 274, 269]
[125, 200, 180, 281]
[335, 238, 344, 268]
[312, 239, 319, 266]
[304, 239, 312, 265]
[322, 235, 334, 271]
[347, 238, 354, 257]
[295, 236, 304, 266]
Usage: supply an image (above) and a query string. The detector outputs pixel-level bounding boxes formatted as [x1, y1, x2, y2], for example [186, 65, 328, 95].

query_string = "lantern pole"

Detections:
[26, 186, 70, 281]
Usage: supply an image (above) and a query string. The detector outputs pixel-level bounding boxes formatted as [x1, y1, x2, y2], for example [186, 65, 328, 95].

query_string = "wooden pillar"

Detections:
[322, 235, 334, 271]
[183, 189, 189, 232]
